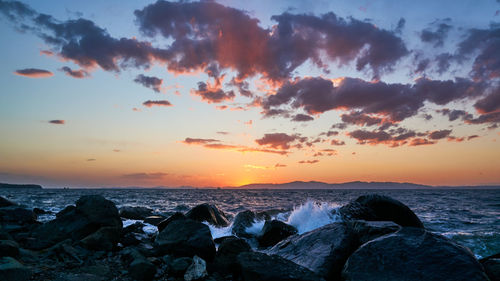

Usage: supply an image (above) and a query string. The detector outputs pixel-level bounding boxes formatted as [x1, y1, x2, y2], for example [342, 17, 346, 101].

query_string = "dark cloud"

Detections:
[14, 68, 53, 78]
[216, 131, 229, 135]
[467, 135, 479, 140]
[142, 100, 172, 107]
[330, 139, 346, 146]
[134, 74, 162, 93]
[409, 138, 435, 146]
[275, 163, 287, 168]
[428, 129, 452, 140]
[192, 82, 235, 103]
[182, 136, 288, 155]
[437, 108, 471, 122]
[122, 172, 168, 180]
[228, 78, 253, 97]
[59, 66, 89, 78]
[348, 130, 392, 144]
[48, 120, 65, 125]
[291, 114, 314, 122]
[420, 20, 452, 47]
[298, 160, 319, 164]
[474, 87, 500, 113]
[183, 138, 219, 145]
[340, 111, 386, 126]
[255, 133, 302, 150]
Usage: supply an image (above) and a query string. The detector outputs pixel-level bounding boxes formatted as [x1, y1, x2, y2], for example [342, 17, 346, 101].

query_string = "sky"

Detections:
[0, 0, 499, 188]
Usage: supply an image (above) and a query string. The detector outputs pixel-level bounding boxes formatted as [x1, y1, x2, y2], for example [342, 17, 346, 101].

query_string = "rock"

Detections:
[33, 208, 50, 215]
[213, 237, 251, 274]
[122, 222, 145, 235]
[480, 253, 500, 281]
[235, 251, 321, 281]
[27, 195, 122, 249]
[186, 203, 229, 227]
[121, 233, 141, 247]
[232, 210, 257, 238]
[0, 207, 37, 225]
[0, 240, 19, 257]
[157, 212, 186, 232]
[129, 258, 156, 281]
[80, 226, 121, 251]
[339, 194, 424, 228]
[143, 216, 166, 226]
[0, 256, 31, 281]
[213, 235, 237, 244]
[155, 219, 216, 261]
[258, 220, 297, 247]
[0, 197, 17, 208]
[342, 227, 490, 281]
[184, 255, 208, 281]
[120, 247, 146, 265]
[119, 206, 153, 220]
[267, 221, 399, 280]
[169, 257, 192, 277]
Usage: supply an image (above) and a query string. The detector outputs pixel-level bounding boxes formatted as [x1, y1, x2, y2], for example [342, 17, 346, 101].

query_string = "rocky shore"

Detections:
[0, 194, 498, 281]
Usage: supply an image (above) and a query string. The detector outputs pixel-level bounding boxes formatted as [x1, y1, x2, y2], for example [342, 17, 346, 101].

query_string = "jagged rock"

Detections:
[129, 258, 156, 281]
[121, 232, 141, 247]
[0, 256, 31, 281]
[213, 237, 251, 274]
[258, 220, 297, 247]
[232, 210, 256, 238]
[169, 257, 192, 277]
[0, 207, 37, 225]
[184, 255, 208, 281]
[143, 216, 165, 226]
[235, 251, 321, 281]
[0, 240, 19, 257]
[342, 227, 489, 281]
[339, 194, 424, 228]
[122, 222, 145, 235]
[33, 208, 50, 215]
[27, 195, 122, 249]
[80, 226, 121, 251]
[155, 219, 216, 261]
[186, 203, 229, 226]
[157, 212, 186, 232]
[0, 197, 17, 208]
[480, 253, 500, 281]
[119, 206, 153, 220]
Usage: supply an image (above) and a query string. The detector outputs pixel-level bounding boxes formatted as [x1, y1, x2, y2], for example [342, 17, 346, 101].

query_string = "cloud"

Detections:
[182, 138, 220, 145]
[134, 74, 163, 92]
[59, 66, 89, 78]
[298, 159, 319, 164]
[330, 139, 346, 146]
[428, 129, 452, 140]
[216, 131, 229, 135]
[48, 120, 65, 125]
[409, 138, 435, 146]
[420, 20, 452, 47]
[474, 87, 500, 114]
[291, 114, 314, 122]
[275, 163, 287, 168]
[182, 137, 288, 155]
[437, 108, 471, 121]
[86, 158, 96, 161]
[143, 100, 172, 107]
[14, 68, 53, 78]
[340, 111, 388, 127]
[192, 81, 235, 103]
[122, 172, 168, 180]
[467, 135, 479, 140]
[255, 133, 304, 150]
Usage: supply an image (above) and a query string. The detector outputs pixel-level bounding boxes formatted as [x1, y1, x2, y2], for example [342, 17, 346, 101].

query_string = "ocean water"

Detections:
[1, 188, 498, 258]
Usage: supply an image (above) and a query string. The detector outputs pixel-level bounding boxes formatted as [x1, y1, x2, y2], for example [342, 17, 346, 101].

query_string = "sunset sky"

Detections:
[0, 0, 499, 188]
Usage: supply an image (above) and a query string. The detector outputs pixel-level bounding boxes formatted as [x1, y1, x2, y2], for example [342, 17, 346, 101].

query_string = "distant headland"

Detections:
[0, 183, 43, 189]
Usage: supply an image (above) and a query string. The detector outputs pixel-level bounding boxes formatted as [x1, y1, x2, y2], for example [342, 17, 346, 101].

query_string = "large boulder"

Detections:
[213, 237, 252, 274]
[155, 218, 216, 261]
[157, 212, 186, 232]
[129, 258, 156, 281]
[235, 251, 322, 281]
[258, 220, 297, 248]
[232, 210, 257, 238]
[0, 197, 17, 208]
[80, 226, 121, 251]
[0, 207, 37, 225]
[26, 195, 122, 249]
[480, 253, 500, 281]
[186, 203, 229, 226]
[339, 194, 424, 228]
[0, 257, 31, 281]
[0, 240, 19, 257]
[184, 255, 208, 281]
[267, 221, 399, 280]
[342, 227, 490, 281]
[119, 206, 153, 220]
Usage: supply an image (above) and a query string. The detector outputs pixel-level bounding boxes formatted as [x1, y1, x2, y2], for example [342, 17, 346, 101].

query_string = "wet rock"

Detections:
[232, 210, 256, 238]
[0, 256, 31, 281]
[258, 220, 297, 247]
[184, 255, 208, 281]
[121, 232, 141, 247]
[235, 251, 321, 281]
[169, 257, 192, 277]
[33, 208, 50, 215]
[213, 237, 251, 274]
[0, 240, 19, 257]
[43, 240, 84, 265]
[186, 203, 229, 227]
[122, 222, 145, 235]
[480, 253, 500, 281]
[347, 220, 401, 244]
[0, 197, 17, 208]
[27, 195, 122, 249]
[213, 235, 237, 244]
[155, 219, 216, 261]
[0, 207, 37, 225]
[129, 258, 156, 281]
[143, 215, 166, 226]
[119, 206, 153, 220]
[157, 212, 186, 232]
[342, 227, 489, 281]
[339, 194, 424, 228]
[80, 226, 121, 251]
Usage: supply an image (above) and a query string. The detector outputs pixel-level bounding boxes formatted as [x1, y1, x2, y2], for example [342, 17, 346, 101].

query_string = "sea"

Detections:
[1, 188, 499, 259]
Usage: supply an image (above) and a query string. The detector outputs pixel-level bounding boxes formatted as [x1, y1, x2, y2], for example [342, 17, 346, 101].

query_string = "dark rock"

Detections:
[43, 240, 84, 265]
[56, 205, 75, 218]
[346, 220, 401, 244]
[232, 210, 257, 238]
[185, 255, 208, 281]
[120, 247, 146, 265]
[122, 222, 145, 235]
[169, 257, 192, 277]
[480, 253, 500, 281]
[0, 230, 13, 240]
[213, 235, 238, 244]
[129, 258, 156, 281]
[258, 220, 297, 247]
[0, 256, 31, 281]
[213, 237, 251, 274]
[235, 251, 321, 281]
[0, 207, 37, 225]
[0, 240, 19, 257]
[0, 197, 17, 208]
[155, 219, 216, 261]
[27, 195, 122, 249]
[119, 206, 153, 220]
[157, 212, 186, 232]
[143, 216, 165, 226]
[80, 226, 121, 251]
[339, 194, 424, 228]
[33, 208, 50, 215]
[342, 227, 489, 281]
[121, 232, 141, 247]
[186, 203, 229, 227]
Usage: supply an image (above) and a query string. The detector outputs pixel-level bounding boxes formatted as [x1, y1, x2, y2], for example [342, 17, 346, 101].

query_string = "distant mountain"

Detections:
[237, 181, 432, 189]
[0, 183, 43, 189]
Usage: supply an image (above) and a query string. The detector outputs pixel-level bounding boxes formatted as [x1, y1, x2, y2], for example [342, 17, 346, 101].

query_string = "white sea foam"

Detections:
[204, 222, 233, 239]
[286, 200, 341, 234]
[143, 223, 158, 235]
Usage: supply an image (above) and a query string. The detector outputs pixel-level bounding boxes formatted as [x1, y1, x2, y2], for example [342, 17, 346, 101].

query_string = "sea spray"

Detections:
[286, 200, 341, 234]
